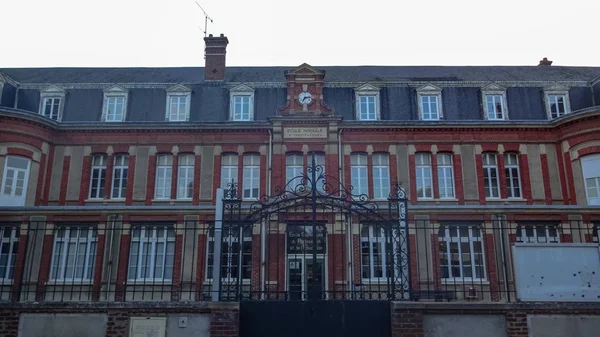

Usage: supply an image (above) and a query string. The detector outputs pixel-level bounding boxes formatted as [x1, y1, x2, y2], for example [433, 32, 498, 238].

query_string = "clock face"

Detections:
[298, 91, 312, 105]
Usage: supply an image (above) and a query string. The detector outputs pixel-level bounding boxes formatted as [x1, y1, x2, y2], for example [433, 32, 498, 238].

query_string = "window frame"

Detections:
[516, 223, 560, 243]
[437, 153, 455, 199]
[206, 225, 253, 283]
[88, 154, 107, 199]
[372, 153, 390, 200]
[350, 153, 369, 197]
[581, 154, 600, 206]
[220, 153, 239, 189]
[354, 84, 381, 121]
[127, 224, 176, 282]
[49, 225, 97, 283]
[154, 154, 173, 200]
[415, 153, 433, 199]
[286, 153, 304, 191]
[482, 152, 500, 199]
[439, 224, 487, 281]
[544, 88, 571, 119]
[1, 155, 31, 206]
[0, 224, 19, 281]
[229, 85, 255, 122]
[504, 153, 522, 199]
[101, 85, 128, 122]
[38, 86, 66, 121]
[111, 154, 129, 199]
[360, 224, 393, 281]
[166, 94, 191, 122]
[177, 154, 195, 200]
[481, 84, 508, 121]
[242, 153, 260, 200]
[417, 84, 443, 121]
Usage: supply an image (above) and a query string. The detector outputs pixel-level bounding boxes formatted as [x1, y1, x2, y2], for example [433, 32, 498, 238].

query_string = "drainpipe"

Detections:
[261, 130, 273, 295]
[339, 129, 353, 291]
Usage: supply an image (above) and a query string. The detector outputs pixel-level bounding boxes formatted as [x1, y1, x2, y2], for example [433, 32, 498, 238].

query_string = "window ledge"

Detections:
[418, 198, 459, 202]
[442, 279, 489, 285]
[46, 280, 93, 285]
[485, 198, 527, 203]
[203, 279, 251, 285]
[359, 279, 394, 284]
[126, 280, 173, 284]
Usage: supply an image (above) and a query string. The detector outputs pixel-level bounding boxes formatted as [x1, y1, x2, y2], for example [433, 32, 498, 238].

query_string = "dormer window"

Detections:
[165, 85, 192, 122]
[544, 86, 570, 119]
[229, 84, 254, 121]
[39, 86, 66, 121]
[101, 85, 128, 122]
[417, 84, 443, 121]
[481, 84, 508, 120]
[355, 84, 380, 121]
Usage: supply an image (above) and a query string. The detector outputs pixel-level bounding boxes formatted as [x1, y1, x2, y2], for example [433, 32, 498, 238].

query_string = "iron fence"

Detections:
[0, 218, 597, 303]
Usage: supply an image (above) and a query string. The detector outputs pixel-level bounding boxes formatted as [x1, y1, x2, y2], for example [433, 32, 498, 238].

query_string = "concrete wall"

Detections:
[544, 144, 563, 201]
[527, 144, 544, 201]
[424, 314, 507, 337]
[461, 144, 478, 202]
[200, 146, 215, 200]
[48, 146, 65, 202]
[528, 315, 600, 337]
[133, 146, 149, 201]
[166, 314, 210, 337]
[66, 146, 84, 201]
[19, 313, 107, 337]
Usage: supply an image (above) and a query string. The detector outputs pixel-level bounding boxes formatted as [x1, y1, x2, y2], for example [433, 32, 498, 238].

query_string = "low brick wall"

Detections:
[0, 302, 239, 337]
[391, 302, 600, 337]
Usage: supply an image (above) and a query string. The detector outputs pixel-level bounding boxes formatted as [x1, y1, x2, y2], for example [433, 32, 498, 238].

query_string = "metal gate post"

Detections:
[212, 188, 225, 301]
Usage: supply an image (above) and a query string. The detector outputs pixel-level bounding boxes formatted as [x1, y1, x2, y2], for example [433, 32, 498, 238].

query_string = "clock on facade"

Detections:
[298, 91, 312, 105]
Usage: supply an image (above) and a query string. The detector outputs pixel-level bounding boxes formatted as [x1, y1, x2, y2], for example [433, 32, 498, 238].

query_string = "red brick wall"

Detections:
[210, 309, 239, 337]
[391, 309, 424, 337]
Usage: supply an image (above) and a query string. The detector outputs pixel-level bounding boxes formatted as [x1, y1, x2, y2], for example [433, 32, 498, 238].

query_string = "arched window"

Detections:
[582, 154, 600, 205]
[1, 156, 31, 206]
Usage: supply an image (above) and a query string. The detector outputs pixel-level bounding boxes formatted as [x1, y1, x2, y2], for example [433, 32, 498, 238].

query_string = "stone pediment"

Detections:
[417, 83, 442, 92]
[482, 83, 506, 91]
[284, 63, 324, 77]
[166, 84, 192, 93]
[229, 84, 254, 93]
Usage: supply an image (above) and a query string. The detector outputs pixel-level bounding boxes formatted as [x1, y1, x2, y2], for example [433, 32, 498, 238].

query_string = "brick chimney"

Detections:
[204, 34, 229, 81]
[538, 57, 553, 66]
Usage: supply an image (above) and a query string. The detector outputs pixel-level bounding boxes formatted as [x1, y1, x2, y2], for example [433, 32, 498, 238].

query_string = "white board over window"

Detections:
[512, 243, 600, 302]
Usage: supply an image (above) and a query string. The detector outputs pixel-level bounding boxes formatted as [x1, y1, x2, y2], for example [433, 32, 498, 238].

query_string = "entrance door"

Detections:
[288, 257, 325, 300]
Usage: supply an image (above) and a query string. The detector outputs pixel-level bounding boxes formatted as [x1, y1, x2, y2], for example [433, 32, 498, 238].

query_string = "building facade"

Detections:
[1, 35, 600, 337]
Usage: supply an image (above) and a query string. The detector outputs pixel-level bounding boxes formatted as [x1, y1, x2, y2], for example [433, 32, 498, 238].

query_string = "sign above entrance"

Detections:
[283, 127, 327, 139]
[287, 225, 326, 254]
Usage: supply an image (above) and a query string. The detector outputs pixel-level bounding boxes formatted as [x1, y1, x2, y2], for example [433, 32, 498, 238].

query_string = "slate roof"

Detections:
[2, 66, 600, 84]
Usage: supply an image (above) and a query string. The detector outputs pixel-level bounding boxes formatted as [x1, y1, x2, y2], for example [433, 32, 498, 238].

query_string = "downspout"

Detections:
[339, 129, 353, 291]
[261, 130, 273, 295]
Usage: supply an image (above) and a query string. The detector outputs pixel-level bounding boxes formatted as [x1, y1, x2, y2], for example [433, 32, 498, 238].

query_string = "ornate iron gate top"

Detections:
[218, 157, 409, 301]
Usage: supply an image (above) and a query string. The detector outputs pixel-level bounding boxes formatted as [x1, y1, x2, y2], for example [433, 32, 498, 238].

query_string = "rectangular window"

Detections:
[485, 95, 505, 120]
[372, 153, 390, 199]
[437, 153, 455, 199]
[504, 153, 521, 198]
[361, 225, 391, 280]
[128, 225, 175, 281]
[415, 153, 432, 199]
[177, 155, 194, 199]
[547, 95, 567, 119]
[111, 154, 128, 199]
[420, 95, 440, 120]
[482, 153, 500, 198]
[104, 96, 125, 122]
[220, 154, 238, 189]
[42, 97, 61, 121]
[232, 95, 252, 121]
[50, 225, 97, 281]
[351, 153, 369, 197]
[89, 155, 107, 199]
[206, 225, 252, 281]
[516, 224, 560, 243]
[243, 154, 260, 199]
[155, 155, 173, 199]
[168, 95, 188, 121]
[439, 225, 485, 280]
[1, 156, 31, 207]
[0, 225, 19, 281]
[358, 95, 377, 120]
[286, 153, 303, 191]
[582, 155, 600, 205]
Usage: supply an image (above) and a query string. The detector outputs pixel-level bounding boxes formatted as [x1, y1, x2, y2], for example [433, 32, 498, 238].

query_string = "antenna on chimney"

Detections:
[194, 1, 213, 38]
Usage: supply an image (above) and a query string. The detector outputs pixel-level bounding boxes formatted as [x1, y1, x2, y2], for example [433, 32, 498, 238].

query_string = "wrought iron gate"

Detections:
[216, 158, 408, 337]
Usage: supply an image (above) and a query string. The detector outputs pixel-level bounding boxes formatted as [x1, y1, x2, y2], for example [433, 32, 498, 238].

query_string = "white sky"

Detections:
[1, 0, 599, 68]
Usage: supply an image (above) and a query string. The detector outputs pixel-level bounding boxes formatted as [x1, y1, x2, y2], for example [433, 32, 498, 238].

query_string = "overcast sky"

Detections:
[2, 0, 599, 68]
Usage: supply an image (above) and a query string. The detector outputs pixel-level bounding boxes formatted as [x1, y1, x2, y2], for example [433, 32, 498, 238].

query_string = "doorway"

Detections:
[288, 257, 326, 300]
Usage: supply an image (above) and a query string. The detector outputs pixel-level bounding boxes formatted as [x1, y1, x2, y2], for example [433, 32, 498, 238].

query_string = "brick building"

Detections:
[0, 34, 600, 337]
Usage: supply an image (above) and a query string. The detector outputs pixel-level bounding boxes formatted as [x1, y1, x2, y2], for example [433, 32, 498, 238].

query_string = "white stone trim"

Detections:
[38, 85, 66, 122]
[354, 83, 381, 121]
[229, 84, 255, 121]
[101, 85, 129, 122]
[481, 83, 509, 121]
[165, 85, 192, 122]
[416, 84, 443, 120]
[544, 85, 571, 120]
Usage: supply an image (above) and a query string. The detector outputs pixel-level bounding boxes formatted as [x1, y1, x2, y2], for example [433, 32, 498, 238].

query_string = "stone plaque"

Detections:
[284, 127, 327, 139]
[130, 317, 166, 337]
